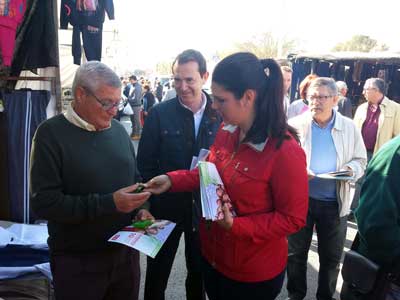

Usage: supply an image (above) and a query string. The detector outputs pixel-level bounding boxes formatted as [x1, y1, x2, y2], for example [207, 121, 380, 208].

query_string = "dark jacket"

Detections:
[60, 0, 114, 29]
[11, 0, 58, 77]
[124, 82, 142, 107]
[137, 93, 221, 229]
[143, 91, 156, 112]
[337, 96, 353, 119]
[356, 135, 400, 266]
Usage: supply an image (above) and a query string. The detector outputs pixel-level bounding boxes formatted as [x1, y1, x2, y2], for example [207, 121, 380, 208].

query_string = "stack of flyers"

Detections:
[316, 170, 354, 180]
[108, 220, 176, 258]
[198, 161, 236, 221]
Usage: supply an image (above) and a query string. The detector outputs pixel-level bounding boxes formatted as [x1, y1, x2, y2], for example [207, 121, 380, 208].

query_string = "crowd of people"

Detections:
[115, 73, 178, 140]
[29, 48, 400, 300]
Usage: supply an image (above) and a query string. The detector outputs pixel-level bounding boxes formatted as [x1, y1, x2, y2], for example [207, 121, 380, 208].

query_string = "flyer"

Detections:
[198, 161, 236, 221]
[108, 220, 175, 258]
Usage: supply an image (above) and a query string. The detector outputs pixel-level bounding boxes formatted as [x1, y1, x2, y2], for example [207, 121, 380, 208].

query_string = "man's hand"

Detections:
[343, 166, 354, 177]
[144, 175, 172, 195]
[135, 209, 155, 221]
[216, 203, 234, 231]
[307, 170, 315, 180]
[113, 184, 151, 213]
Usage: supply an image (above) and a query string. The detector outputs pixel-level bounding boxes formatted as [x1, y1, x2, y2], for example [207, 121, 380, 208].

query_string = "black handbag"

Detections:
[341, 233, 400, 300]
[340, 234, 380, 300]
[341, 249, 380, 293]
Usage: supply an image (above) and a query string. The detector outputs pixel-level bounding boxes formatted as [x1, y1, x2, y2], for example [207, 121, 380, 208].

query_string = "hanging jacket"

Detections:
[60, 0, 114, 29]
[0, 0, 26, 66]
[11, 0, 58, 75]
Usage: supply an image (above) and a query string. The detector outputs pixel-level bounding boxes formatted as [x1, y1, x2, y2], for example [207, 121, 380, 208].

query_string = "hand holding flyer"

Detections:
[198, 161, 236, 221]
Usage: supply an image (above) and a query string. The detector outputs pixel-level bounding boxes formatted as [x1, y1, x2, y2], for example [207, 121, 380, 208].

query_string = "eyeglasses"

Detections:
[84, 88, 123, 111]
[306, 95, 334, 102]
[363, 87, 377, 92]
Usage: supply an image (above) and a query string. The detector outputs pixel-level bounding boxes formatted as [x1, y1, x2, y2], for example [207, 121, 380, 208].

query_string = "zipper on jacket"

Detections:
[220, 151, 237, 175]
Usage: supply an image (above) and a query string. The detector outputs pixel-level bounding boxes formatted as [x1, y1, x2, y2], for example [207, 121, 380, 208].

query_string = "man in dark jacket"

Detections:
[336, 81, 353, 118]
[124, 75, 142, 139]
[137, 49, 221, 300]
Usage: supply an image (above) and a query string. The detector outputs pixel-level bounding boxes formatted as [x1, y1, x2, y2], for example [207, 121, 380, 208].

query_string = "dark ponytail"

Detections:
[212, 52, 299, 148]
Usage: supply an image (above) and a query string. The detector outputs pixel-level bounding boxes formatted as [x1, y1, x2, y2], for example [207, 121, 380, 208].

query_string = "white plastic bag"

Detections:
[123, 102, 134, 115]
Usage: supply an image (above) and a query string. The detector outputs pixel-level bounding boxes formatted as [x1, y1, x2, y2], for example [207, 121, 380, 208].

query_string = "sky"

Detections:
[59, 0, 400, 74]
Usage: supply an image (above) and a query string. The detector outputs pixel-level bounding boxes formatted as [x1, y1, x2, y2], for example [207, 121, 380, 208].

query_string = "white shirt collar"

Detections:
[221, 124, 269, 152]
[179, 93, 207, 139]
[178, 92, 207, 114]
[64, 101, 97, 131]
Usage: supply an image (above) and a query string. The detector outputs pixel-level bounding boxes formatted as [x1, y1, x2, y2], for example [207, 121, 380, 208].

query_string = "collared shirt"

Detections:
[64, 101, 110, 131]
[221, 124, 268, 152]
[361, 99, 383, 151]
[178, 92, 207, 138]
[309, 110, 337, 201]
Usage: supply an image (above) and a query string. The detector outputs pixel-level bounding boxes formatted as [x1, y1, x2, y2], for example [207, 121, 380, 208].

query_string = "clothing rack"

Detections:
[0, 76, 54, 81]
[0, 76, 56, 90]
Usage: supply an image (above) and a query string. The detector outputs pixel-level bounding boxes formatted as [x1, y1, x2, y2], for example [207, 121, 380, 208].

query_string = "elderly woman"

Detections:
[288, 74, 318, 119]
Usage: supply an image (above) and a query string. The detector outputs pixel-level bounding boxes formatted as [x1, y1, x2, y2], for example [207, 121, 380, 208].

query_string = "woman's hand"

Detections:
[144, 175, 172, 195]
[216, 203, 234, 231]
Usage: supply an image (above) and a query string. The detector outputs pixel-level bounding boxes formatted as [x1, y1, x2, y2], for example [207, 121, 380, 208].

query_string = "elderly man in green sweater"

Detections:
[30, 61, 151, 300]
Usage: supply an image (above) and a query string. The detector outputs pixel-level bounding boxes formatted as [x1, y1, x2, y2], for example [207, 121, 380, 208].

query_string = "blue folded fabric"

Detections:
[0, 245, 49, 267]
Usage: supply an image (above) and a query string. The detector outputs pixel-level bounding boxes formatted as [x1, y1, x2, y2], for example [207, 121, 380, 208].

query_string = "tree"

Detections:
[155, 61, 173, 75]
[217, 32, 297, 60]
[332, 35, 389, 52]
[133, 69, 146, 77]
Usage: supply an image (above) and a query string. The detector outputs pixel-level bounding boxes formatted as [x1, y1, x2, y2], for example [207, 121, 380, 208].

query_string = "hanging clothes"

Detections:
[290, 60, 312, 101]
[2, 89, 49, 223]
[72, 23, 103, 64]
[60, 0, 114, 28]
[60, 0, 114, 64]
[0, 0, 26, 66]
[11, 0, 58, 76]
[0, 109, 9, 220]
[315, 61, 330, 76]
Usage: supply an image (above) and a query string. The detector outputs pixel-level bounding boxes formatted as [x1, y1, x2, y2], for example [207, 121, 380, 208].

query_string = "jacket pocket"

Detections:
[160, 129, 184, 153]
[229, 164, 269, 214]
[231, 164, 263, 186]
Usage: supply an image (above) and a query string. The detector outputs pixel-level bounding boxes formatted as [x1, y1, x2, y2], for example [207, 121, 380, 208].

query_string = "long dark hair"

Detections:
[212, 52, 299, 148]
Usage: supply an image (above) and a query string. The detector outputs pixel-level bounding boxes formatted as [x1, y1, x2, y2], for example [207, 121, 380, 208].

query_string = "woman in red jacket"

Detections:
[145, 52, 309, 300]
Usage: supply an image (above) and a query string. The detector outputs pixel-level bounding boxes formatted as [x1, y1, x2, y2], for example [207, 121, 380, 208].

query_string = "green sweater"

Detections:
[30, 115, 140, 254]
[355, 135, 400, 265]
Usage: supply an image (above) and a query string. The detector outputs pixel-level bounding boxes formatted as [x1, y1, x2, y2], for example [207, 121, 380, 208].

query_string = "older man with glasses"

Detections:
[354, 78, 400, 156]
[30, 61, 151, 300]
[351, 78, 400, 213]
[287, 77, 367, 300]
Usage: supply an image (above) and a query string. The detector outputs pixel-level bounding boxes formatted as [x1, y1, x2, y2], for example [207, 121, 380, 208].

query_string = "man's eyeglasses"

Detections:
[363, 87, 377, 92]
[84, 88, 123, 111]
[306, 95, 334, 102]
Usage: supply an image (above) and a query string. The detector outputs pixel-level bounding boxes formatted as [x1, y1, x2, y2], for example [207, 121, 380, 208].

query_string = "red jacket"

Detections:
[168, 124, 308, 282]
